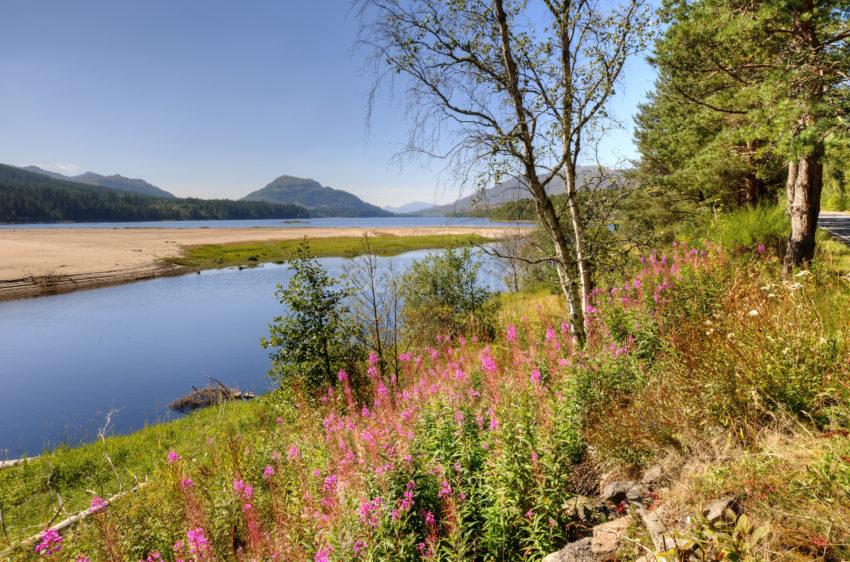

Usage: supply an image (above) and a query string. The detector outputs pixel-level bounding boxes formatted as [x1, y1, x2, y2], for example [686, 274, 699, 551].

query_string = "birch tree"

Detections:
[358, 0, 651, 344]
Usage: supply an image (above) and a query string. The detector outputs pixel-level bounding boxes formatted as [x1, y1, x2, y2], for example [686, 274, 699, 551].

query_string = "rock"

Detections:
[627, 483, 649, 504]
[542, 537, 594, 562]
[703, 495, 737, 524]
[600, 481, 634, 506]
[638, 507, 668, 551]
[592, 516, 630, 557]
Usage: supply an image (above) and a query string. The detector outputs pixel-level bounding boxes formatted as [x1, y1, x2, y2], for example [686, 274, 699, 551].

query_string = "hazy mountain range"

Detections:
[418, 166, 612, 216]
[382, 201, 434, 214]
[5, 163, 618, 222]
[24, 166, 176, 199]
[241, 175, 392, 217]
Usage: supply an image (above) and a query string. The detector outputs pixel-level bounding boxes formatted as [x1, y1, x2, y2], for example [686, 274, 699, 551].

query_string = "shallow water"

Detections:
[0, 250, 504, 458]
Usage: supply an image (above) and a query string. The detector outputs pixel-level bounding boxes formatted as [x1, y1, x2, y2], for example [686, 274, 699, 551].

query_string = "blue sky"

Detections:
[0, 0, 656, 206]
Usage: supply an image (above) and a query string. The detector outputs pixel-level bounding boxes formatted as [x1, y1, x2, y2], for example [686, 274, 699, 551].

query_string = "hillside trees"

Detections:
[357, 0, 651, 344]
[633, 74, 785, 224]
[646, 0, 850, 268]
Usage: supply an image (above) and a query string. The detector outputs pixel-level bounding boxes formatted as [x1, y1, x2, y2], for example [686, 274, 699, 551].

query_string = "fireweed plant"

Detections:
[18, 241, 850, 560]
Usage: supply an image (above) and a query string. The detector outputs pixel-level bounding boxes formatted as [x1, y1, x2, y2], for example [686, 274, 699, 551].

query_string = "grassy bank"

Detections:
[164, 233, 491, 270]
[0, 398, 269, 549]
[4, 210, 850, 560]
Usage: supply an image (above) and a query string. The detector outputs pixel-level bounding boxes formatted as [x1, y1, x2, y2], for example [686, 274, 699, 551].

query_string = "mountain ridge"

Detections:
[242, 175, 392, 217]
[0, 164, 309, 223]
[24, 166, 176, 199]
[382, 201, 434, 214]
[419, 166, 619, 216]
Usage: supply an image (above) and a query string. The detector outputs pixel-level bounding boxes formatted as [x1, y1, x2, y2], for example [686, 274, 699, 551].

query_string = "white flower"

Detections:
[748, 309, 759, 317]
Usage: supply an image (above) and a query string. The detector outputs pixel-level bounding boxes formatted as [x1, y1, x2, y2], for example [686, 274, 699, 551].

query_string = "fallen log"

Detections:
[169, 378, 255, 413]
[0, 456, 36, 470]
[1, 483, 146, 558]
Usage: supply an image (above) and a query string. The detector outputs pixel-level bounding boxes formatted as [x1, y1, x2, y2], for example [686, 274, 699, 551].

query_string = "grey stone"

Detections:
[626, 483, 649, 504]
[600, 481, 635, 506]
[638, 507, 669, 551]
[542, 537, 594, 562]
[703, 495, 737, 524]
[592, 516, 631, 556]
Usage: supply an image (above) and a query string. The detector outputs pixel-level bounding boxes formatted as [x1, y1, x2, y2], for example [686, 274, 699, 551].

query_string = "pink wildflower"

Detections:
[358, 496, 384, 527]
[186, 527, 210, 558]
[479, 348, 498, 374]
[34, 528, 62, 556]
[353, 540, 367, 555]
[313, 544, 333, 562]
[233, 479, 254, 500]
[506, 324, 518, 342]
[166, 450, 179, 464]
[757, 243, 766, 254]
[488, 408, 499, 431]
[263, 465, 275, 480]
[323, 474, 338, 494]
[288, 445, 301, 460]
[530, 368, 542, 385]
[424, 511, 436, 527]
[337, 369, 348, 382]
[180, 477, 194, 489]
[438, 480, 452, 499]
[89, 495, 107, 513]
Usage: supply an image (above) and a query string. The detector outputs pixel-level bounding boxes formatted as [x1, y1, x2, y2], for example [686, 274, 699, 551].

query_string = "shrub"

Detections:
[262, 241, 360, 392]
[399, 247, 499, 342]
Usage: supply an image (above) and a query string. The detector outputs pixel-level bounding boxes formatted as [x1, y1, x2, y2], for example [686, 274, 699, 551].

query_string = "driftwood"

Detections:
[0, 456, 36, 470]
[169, 378, 255, 413]
[1, 484, 146, 558]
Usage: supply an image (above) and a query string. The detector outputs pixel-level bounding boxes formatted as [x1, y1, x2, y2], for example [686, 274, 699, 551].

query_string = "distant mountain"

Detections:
[242, 175, 392, 217]
[0, 164, 309, 223]
[382, 201, 434, 214]
[24, 166, 175, 199]
[420, 167, 618, 216]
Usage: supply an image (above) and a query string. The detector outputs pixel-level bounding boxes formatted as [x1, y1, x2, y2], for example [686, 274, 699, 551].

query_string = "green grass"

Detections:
[163, 233, 492, 270]
[0, 397, 269, 547]
[816, 228, 850, 276]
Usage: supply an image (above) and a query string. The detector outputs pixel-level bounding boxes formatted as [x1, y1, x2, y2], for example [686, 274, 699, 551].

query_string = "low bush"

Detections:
[399, 247, 500, 342]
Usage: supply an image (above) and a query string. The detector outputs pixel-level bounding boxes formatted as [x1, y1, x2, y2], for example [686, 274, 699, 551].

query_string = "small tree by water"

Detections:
[263, 240, 359, 391]
[399, 247, 499, 342]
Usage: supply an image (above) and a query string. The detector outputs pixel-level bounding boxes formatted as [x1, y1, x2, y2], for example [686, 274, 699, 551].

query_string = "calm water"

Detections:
[0, 251, 504, 458]
[0, 217, 527, 230]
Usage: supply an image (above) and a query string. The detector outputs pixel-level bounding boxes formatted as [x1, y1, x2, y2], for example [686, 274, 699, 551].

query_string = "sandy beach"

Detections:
[0, 226, 520, 301]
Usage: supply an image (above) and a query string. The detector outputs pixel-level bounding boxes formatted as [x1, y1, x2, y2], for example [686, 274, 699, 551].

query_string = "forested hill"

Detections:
[242, 175, 392, 217]
[0, 164, 310, 223]
[23, 166, 176, 199]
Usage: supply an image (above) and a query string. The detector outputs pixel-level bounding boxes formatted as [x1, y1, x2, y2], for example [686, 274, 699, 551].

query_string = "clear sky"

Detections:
[0, 0, 656, 206]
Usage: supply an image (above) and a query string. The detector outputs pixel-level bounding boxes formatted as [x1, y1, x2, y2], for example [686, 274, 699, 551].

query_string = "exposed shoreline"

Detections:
[0, 225, 524, 301]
